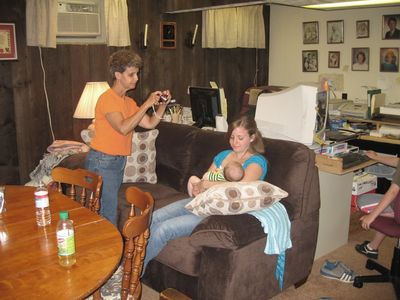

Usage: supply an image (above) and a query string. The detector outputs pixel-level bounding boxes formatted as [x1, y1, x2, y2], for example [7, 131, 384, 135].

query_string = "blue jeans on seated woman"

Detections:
[85, 149, 126, 227]
[143, 198, 204, 272]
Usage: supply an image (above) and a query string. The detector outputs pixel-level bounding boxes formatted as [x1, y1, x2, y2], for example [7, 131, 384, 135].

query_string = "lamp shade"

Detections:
[73, 82, 110, 119]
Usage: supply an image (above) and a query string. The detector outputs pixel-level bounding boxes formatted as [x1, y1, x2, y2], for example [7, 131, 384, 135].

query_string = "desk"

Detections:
[314, 159, 376, 259]
[0, 186, 123, 299]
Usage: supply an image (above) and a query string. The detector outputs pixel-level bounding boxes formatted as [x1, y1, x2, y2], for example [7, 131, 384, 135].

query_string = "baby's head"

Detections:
[224, 161, 244, 182]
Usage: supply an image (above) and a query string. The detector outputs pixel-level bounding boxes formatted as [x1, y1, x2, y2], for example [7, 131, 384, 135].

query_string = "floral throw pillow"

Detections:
[185, 181, 288, 216]
[123, 129, 159, 184]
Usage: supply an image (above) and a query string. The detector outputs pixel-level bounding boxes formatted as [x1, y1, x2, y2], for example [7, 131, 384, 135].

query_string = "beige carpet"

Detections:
[142, 211, 397, 300]
[271, 211, 396, 300]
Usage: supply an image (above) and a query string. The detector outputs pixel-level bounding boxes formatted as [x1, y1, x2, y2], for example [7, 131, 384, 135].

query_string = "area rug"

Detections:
[85, 266, 124, 300]
[86, 266, 159, 300]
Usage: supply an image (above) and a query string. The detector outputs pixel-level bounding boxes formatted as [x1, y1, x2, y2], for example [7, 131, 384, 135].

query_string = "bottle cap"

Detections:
[59, 211, 69, 220]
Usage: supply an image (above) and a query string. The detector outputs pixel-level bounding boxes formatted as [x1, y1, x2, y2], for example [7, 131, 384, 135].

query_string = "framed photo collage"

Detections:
[302, 14, 399, 73]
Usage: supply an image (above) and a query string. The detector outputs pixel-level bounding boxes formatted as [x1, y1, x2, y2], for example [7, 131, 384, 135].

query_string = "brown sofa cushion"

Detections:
[58, 152, 87, 169]
[190, 214, 265, 250]
[117, 182, 188, 230]
[155, 237, 202, 277]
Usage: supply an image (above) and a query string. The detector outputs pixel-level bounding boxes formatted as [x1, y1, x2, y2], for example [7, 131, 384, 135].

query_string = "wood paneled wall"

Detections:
[0, 0, 269, 184]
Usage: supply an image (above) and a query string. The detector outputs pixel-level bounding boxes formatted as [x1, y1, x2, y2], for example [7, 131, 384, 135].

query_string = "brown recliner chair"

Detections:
[353, 193, 400, 298]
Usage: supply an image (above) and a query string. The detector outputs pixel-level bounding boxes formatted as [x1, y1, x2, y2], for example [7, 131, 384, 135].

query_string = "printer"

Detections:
[339, 101, 368, 119]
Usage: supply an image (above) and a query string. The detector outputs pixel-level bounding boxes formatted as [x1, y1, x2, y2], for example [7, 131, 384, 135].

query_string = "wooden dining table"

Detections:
[0, 185, 123, 299]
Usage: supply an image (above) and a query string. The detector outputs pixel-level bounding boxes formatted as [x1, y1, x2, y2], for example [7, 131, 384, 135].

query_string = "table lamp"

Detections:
[73, 81, 110, 119]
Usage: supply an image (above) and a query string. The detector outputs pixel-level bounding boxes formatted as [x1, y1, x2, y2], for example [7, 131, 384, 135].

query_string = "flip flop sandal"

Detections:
[320, 260, 357, 283]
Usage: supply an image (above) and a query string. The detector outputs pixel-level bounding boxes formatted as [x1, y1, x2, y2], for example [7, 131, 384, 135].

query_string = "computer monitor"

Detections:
[189, 86, 221, 128]
[255, 84, 318, 145]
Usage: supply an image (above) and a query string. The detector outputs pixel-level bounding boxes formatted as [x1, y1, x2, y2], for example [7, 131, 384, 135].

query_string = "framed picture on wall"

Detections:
[303, 21, 319, 44]
[160, 21, 176, 49]
[327, 20, 344, 44]
[302, 50, 318, 72]
[0, 23, 18, 60]
[356, 20, 369, 38]
[380, 48, 399, 72]
[382, 15, 400, 39]
[352, 48, 369, 71]
[328, 51, 340, 68]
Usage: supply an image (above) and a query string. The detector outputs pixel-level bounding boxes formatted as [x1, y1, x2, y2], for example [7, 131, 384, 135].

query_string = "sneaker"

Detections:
[320, 260, 357, 283]
[355, 241, 378, 259]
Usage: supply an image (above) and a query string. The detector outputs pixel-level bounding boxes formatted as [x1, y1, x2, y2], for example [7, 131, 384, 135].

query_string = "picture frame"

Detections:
[382, 14, 400, 40]
[356, 20, 369, 39]
[328, 51, 340, 68]
[352, 47, 369, 71]
[160, 21, 176, 49]
[302, 50, 318, 72]
[303, 21, 319, 44]
[327, 20, 344, 44]
[380, 48, 399, 72]
[0, 23, 17, 60]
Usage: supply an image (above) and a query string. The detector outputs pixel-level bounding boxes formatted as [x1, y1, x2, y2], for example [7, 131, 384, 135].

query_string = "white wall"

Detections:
[269, 5, 400, 104]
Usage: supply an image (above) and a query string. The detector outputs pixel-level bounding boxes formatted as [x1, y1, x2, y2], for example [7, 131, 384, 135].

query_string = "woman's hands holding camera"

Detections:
[157, 90, 172, 105]
[145, 90, 172, 108]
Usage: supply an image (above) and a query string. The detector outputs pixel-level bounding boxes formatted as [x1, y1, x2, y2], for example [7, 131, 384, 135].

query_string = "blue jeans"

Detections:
[143, 198, 204, 271]
[85, 149, 126, 227]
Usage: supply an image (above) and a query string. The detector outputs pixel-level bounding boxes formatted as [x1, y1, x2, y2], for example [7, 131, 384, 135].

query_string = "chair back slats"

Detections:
[51, 167, 102, 214]
[121, 187, 154, 300]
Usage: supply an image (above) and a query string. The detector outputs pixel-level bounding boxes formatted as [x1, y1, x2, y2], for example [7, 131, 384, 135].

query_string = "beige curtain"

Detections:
[26, 0, 57, 48]
[202, 5, 265, 49]
[105, 0, 131, 46]
[202, 7, 238, 48]
[237, 5, 265, 48]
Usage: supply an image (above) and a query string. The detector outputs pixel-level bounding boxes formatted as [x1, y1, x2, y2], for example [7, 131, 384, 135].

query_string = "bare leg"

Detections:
[368, 231, 386, 250]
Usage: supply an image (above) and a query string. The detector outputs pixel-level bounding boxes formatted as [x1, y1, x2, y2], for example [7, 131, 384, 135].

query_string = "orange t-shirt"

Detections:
[90, 88, 139, 156]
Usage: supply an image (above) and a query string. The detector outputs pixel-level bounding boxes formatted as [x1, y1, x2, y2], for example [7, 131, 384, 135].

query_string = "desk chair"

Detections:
[121, 187, 154, 300]
[51, 167, 102, 214]
[353, 193, 400, 298]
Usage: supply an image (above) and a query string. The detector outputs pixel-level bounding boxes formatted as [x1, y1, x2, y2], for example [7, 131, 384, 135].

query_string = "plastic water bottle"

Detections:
[56, 211, 76, 267]
[34, 182, 51, 226]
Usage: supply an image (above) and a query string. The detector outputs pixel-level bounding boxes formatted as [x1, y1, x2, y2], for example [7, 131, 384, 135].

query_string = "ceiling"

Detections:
[165, 0, 400, 13]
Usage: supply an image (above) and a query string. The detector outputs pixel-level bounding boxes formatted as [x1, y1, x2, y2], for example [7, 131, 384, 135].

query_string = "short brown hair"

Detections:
[108, 49, 143, 81]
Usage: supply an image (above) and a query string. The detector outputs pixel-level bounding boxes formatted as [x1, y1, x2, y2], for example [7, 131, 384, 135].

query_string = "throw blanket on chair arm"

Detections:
[249, 202, 292, 290]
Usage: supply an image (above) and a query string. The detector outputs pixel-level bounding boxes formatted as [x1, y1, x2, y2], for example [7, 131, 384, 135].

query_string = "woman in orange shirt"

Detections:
[86, 49, 171, 226]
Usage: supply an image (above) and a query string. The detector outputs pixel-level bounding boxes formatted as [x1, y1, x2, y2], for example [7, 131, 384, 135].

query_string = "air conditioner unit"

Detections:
[57, 0, 101, 37]
[57, 0, 106, 44]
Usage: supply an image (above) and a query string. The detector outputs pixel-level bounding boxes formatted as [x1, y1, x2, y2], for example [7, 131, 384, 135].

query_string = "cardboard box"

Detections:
[352, 172, 378, 196]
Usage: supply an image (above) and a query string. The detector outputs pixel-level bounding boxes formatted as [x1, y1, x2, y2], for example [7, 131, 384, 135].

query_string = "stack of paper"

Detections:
[380, 103, 400, 117]
[379, 125, 400, 138]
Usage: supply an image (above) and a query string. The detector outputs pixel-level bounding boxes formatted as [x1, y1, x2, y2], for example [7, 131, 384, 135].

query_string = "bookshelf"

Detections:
[339, 116, 400, 145]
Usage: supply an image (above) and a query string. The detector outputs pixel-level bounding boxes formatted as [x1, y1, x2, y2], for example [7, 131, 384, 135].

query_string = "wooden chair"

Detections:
[121, 187, 154, 300]
[51, 167, 102, 214]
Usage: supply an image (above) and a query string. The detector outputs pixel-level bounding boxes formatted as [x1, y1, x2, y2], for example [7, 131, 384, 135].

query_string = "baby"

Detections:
[187, 161, 244, 197]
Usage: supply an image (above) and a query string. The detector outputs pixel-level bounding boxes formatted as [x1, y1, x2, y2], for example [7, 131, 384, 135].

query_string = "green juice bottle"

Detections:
[56, 211, 76, 268]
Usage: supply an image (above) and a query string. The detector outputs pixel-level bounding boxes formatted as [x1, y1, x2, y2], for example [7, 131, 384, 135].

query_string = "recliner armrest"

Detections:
[190, 214, 265, 249]
[58, 152, 88, 169]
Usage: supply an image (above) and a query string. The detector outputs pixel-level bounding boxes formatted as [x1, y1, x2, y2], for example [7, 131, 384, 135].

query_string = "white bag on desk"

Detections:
[215, 115, 228, 132]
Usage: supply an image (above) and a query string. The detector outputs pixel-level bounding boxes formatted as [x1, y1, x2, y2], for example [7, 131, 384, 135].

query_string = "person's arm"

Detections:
[105, 90, 170, 135]
[192, 162, 264, 196]
[360, 182, 400, 229]
[365, 150, 399, 167]
[139, 90, 171, 129]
